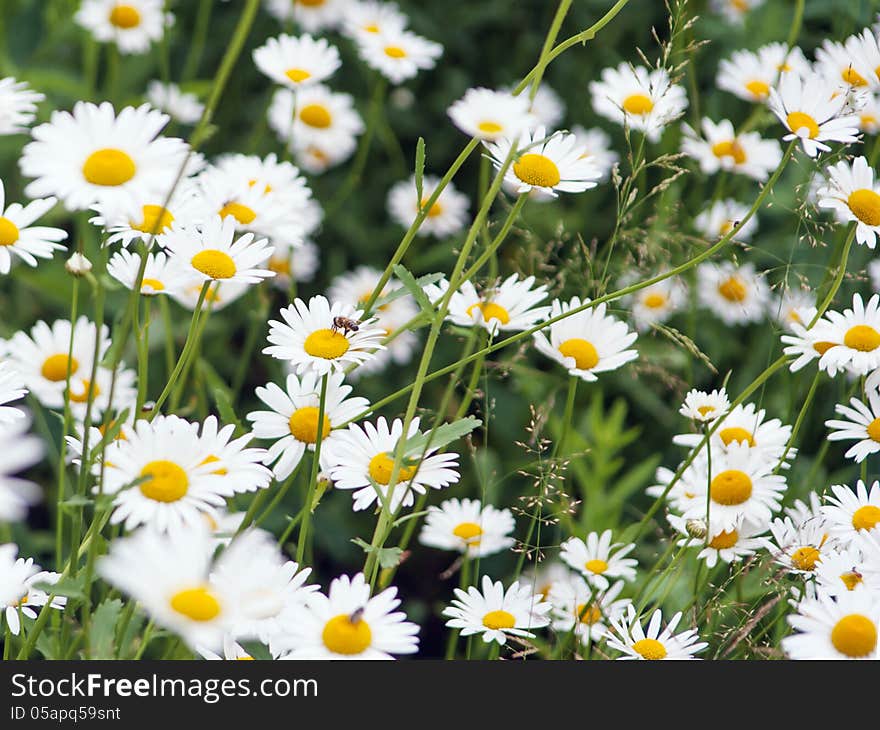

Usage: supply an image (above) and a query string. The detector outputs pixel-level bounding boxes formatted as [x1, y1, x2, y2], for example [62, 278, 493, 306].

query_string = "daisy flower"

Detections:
[442, 575, 551, 646]
[145, 81, 204, 125]
[263, 295, 386, 377]
[548, 578, 630, 645]
[171, 280, 249, 313]
[323, 416, 461, 512]
[697, 261, 769, 325]
[784, 589, 880, 660]
[668, 515, 766, 568]
[680, 118, 783, 181]
[277, 573, 419, 660]
[264, 0, 346, 33]
[763, 516, 837, 575]
[426, 274, 550, 336]
[819, 156, 880, 248]
[815, 546, 874, 596]
[855, 529, 880, 587]
[520, 562, 577, 602]
[65, 363, 137, 422]
[291, 135, 358, 174]
[818, 293, 880, 376]
[589, 63, 688, 142]
[527, 83, 566, 131]
[821, 480, 880, 538]
[619, 273, 687, 331]
[570, 126, 619, 182]
[0, 417, 44, 522]
[0, 555, 64, 636]
[679, 387, 731, 424]
[356, 29, 442, 84]
[607, 605, 707, 660]
[0, 179, 67, 275]
[857, 92, 880, 134]
[214, 154, 317, 220]
[197, 636, 259, 661]
[559, 531, 638, 589]
[780, 310, 841, 373]
[386, 175, 469, 237]
[246, 371, 370, 480]
[694, 199, 758, 241]
[160, 215, 274, 286]
[825, 388, 880, 463]
[74, 0, 169, 55]
[785, 491, 827, 531]
[716, 43, 809, 103]
[268, 85, 364, 152]
[253, 34, 341, 90]
[418, 498, 515, 557]
[0, 77, 44, 135]
[194, 416, 273, 495]
[447, 87, 534, 142]
[486, 126, 601, 197]
[768, 72, 861, 157]
[0, 364, 26, 425]
[342, 0, 408, 39]
[533, 296, 638, 382]
[814, 36, 875, 92]
[710, 0, 765, 24]
[20, 101, 190, 218]
[771, 287, 815, 331]
[107, 249, 185, 296]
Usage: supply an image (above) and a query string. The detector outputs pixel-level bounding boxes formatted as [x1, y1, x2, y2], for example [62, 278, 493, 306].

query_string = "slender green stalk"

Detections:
[182, 0, 214, 81]
[528, 0, 573, 100]
[296, 374, 329, 564]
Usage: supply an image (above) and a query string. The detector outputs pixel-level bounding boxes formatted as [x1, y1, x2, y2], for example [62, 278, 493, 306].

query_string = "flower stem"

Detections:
[296, 373, 329, 564]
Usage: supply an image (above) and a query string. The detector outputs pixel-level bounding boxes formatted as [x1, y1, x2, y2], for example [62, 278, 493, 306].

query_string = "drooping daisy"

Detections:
[74, 0, 169, 55]
[443, 575, 551, 646]
[246, 371, 370, 480]
[668, 515, 766, 568]
[825, 389, 880, 463]
[570, 126, 619, 182]
[619, 273, 687, 331]
[486, 126, 601, 197]
[20, 101, 190, 218]
[696, 261, 769, 325]
[818, 293, 880, 376]
[819, 156, 880, 248]
[694, 199, 758, 241]
[559, 531, 638, 589]
[548, 578, 630, 646]
[426, 274, 550, 336]
[264, 0, 347, 33]
[145, 81, 204, 125]
[815, 546, 874, 596]
[447, 87, 534, 142]
[268, 85, 364, 152]
[784, 589, 880, 660]
[0, 179, 67, 275]
[763, 516, 837, 575]
[161, 215, 274, 287]
[716, 43, 809, 103]
[0, 77, 44, 135]
[533, 297, 638, 382]
[680, 118, 783, 181]
[263, 295, 386, 376]
[386, 175, 469, 237]
[607, 605, 707, 660]
[679, 387, 731, 424]
[821, 480, 880, 538]
[356, 29, 442, 85]
[323, 416, 461, 512]
[0, 555, 64, 636]
[709, 0, 765, 24]
[419, 498, 515, 557]
[253, 34, 341, 90]
[589, 63, 688, 142]
[276, 573, 420, 660]
[107, 249, 185, 296]
[0, 417, 43, 522]
[768, 72, 861, 157]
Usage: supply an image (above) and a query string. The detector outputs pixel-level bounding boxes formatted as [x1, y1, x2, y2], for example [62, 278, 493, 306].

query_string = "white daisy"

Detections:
[145, 81, 204, 125]
[696, 261, 769, 325]
[291, 134, 358, 174]
[548, 578, 630, 645]
[264, 0, 346, 33]
[607, 605, 707, 660]
[763, 516, 837, 575]
[106, 249, 185, 296]
[679, 387, 731, 424]
[197, 635, 259, 661]
[716, 43, 810, 103]
[268, 85, 364, 153]
[341, 0, 407, 39]
[447, 87, 534, 142]
[619, 273, 687, 332]
[253, 34, 341, 90]
[825, 388, 880, 463]
[821, 480, 880, 538]
[74, 0, 169, 55]
[570, 125, 619, 182]
[268, 239, 320, 286]
[694, 199, 758, 241]
[818, 293, 880, 376]
[559, 531, 638, 589]
[815, 546, 875, 596]
[780, 309, 841, 373]
[419, 498, 515, 557]
[0, 364, 26, 425]
[0, 417, 44, 523]
[526, 82, 566, 131]
[170, 279, 250, 313]
[194, 416, 273, 496]
[668, 515, 766, 568]
[0, 77, 44, 135]
[784, 589, 880, 660]
[814, 36, 876, 92]
[680, 118, 783, 181]
[710, 0, 765, 24]
[771, 287, 815, 331]
[0, 555, 64, 636]
[785, 491, 827, 531]
[386, 175, 469, 237]
[213, 153, 315, 215]
[819, 156, 880, 248]
[356, 29, 442, 84]
[0, 179, 67, 275]
[65, 362, 138, 422]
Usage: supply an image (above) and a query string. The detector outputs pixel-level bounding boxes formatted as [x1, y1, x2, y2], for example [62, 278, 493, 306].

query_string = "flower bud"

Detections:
[65, 252, 92, 276]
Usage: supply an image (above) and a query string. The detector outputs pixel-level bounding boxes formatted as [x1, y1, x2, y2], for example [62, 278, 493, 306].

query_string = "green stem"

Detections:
[182, 0, 214, 81]
[528, 0, 573, 101]
[296, 374, 329, 564]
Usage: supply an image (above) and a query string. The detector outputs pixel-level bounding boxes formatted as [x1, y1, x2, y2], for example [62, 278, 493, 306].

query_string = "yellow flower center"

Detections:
[191, 249, 237, 280]
[322, 614, 372, 655]
[622, 93, 654, 115]
[862, 114, 877, 128]
[642, 292, 667, 309]
[813, 341, 837, 355]
[576, 603, 602, 625]
[844, 324, 880, 352]
[852, 504, 880, 531]
[199, 454, 227, 476]
[109, 4, 141, 28]
[482, 609, 516, 630]
[420, 197, 444, 218]
[631, 638, 667, 660]
[68, 378, 99, 404]
[297, 0, 326, 6]
[299, 103, 332, 129]
[0, 217, 20, 246]
[269, 256, 291, 276]
[141, 277, 165, 293]
[745, 80, 770, 99]
[830, 614, 877, 657]
[384, 46, 407, 58]
[218, 201, 257, 226]
[584, 558, 608, 575]
[786, 111, 820, 139]
[466, 301, 511, 325]
[368, 452, 417, 485]
[558, 338, 599, 370]
[478, 120, 503, 134]
[82, 148, 136, 187]
[719, 427, 755, 447]
[288, 406, 332, 444]
[791, 545, 820, 571]
[841, 571, 864, 591]
[169, 586, 221, 622]
[41, 354, 78, 382]
[285, 68, 312, 83]
[452, 522, 483, 543]
[718, 276, 747, 302]
[303, 328, 350, 359]
[731, 0, 749, 10]
[363, 23, 380, 33]
[139, 459, 189, 502]
[710, 469, 752, 506]
[513, 153, 561, 188]
[842, 66, 868, 87]
[131, 204, 174, 235]
[711, 139, 747, 165]
[846, 189, 880, 226]
[709, 529, 739, 550]
[697, 405, 716, 417]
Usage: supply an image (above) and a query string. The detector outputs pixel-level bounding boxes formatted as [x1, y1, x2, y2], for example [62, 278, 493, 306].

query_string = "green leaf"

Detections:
[34, 575, 85, 601]
[414, 136, 426, 204]
[391, 265, 435, 316]
[350, 538, 404, 569]
[372, 271, 443, 310]
[90, 599, 123, 659]
[402, 416, 481, 457]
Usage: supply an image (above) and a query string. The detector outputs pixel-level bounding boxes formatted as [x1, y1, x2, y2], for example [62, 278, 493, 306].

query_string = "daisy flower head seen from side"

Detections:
[821, 480, 880, 538]
[386, 174, 469, 237]
[442, 575, 551, 646]
[560, 531, 638, 589]
[589, 63, 688, 142]
[784, 589, 880, 659]
[277, 573, 419, 660]
[607, 605, 707, 660]
[447, 87, 534, 142]
[418, 498, 515, 558]
[264, 295, 385, 376]
[680, 118, 783, 181]
[145, 81, 204, 125]
[253, 34, 341, 90]
[74, 0, 170, 55]
[486, 126, 601, 197]
[548, 578, 630, 646]
[696, 261, 769, 326]
[246, 371, 370, 481]
[819, 156, 880, 248]
[694, 199, 758, 241]
[0, 179, 67, 275]
[679, 387, 731, 424]
[0, 77, 44, 136]
[825, 388, 880, 463]
[532, 296, 638, 382]
[356, 29, 443, 85]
